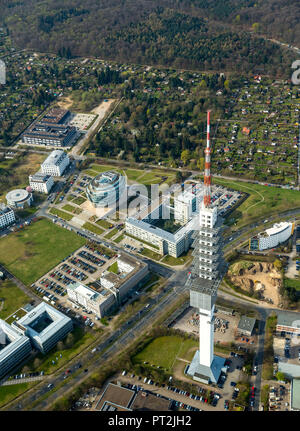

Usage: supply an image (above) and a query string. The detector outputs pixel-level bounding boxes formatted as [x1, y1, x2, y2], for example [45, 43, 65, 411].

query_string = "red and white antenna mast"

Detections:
[203, 110, 212, 208]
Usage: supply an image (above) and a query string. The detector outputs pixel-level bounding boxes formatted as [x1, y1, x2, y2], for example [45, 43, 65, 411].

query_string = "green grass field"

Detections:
[25, 326, 96, 375]
[49, 208, 74, 221]
[212, 178, 300, 228]
[132, 336, 197, 371]
[126, 169, 145, 181]
[72, 196, 86, 205]
[0, 219, 85, 285]
[0, 281, 30, 320]
[140, 248, 162, 261]
[96, 219, 113, 229]
[62, 204, 78, 213]
[114, 234, 124, 243]
[104, 227, 119, 239]
[284, 278, 300, 291]
[108, 261, 119, 274]
[161, 250, 192, 266]
[82, 222, 104, 236]
[0, 383, 36, 408]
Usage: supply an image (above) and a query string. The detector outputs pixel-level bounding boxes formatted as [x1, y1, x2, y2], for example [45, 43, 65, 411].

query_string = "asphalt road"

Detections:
[7, 267, 188, 411]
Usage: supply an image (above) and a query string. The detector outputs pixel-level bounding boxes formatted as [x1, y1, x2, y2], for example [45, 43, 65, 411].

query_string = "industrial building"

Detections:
[276, 312, 300, 336]
[86, 171, 126, 208]
[41, 150, 70, 177]
[186, 111, 227, 385]
[0, 319, 32, 379]
[0, 204, 15, 229]
[95, 382, 171, 411]
[12, 303, 73, 354]
[237, 316, 256, 337]
[67, 255, 149, 317]
[29, 173, 54, 194]
[6, 188, 33, 209]
[249, 222, 294, 251]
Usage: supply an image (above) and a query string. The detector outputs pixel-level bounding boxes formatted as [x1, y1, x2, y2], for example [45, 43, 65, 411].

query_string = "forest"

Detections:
[0, 0, 298, 75]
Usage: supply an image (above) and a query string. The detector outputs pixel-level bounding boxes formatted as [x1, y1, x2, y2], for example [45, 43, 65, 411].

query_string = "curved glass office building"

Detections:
[86, 171, 126, 208]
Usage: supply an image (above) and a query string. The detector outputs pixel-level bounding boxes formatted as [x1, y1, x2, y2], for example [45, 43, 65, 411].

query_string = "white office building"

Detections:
[6, 188, 33, 209]
[13, 303, 73, 354]
[0, 204, 15, 229]
[250, 222, 294, 251]
[174, 189, 198, 224]
[68, 256, 149, 317]
[125, 214, 194, 258]
[41, 150, 70, 177]
[67, 282, 115, 318]
[0, 320, 32, 379]
[29, 173, 54, 194]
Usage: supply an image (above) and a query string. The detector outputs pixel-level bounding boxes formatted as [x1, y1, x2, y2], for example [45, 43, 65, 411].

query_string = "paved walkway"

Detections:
[1, 376, 44, 386]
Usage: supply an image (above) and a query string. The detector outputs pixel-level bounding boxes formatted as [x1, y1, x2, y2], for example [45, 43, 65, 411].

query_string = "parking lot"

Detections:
[31, 242, 118, 327]
[210, 185, 242, 216]
[274, 335, 300, 365]
[268, 383, 290, 411]
[68, 113, 97, 131]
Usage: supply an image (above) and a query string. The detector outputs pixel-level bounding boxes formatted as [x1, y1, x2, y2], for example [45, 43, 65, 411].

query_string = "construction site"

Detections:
[227, 260, 282, 307]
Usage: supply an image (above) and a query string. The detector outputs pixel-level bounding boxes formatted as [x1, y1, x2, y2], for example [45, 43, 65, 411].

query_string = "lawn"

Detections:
[96, 219, 113, 229]
[62, 204, 77, 213]
[104, 227, 119, 239]
[284, 278, 300, 291]
[0, 280, 30, 320]
[72, 196, 86, 205]
[212, 178, 300, 228]
[108, 261, 119, 274]
[0, 383, 36, 408]
[82, 222, 104, 236]
[140, 248, 162, 261]
[132, 336, 198, 371]
[0, 219, 85, 285]
[24, 326, 96, 375]
[114, 234, 124, 244]
[49, 208, 74, 221]
[161, 250, 192, 266]
[126, 169, 145, 182]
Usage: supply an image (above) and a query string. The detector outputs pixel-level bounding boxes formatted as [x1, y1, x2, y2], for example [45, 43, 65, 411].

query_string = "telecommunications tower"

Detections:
[186, 111, 227, 384]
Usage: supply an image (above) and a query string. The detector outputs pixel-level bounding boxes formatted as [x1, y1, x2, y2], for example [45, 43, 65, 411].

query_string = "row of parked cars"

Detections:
[78, 250, 105, 266]
[60, 263, 87, 282]
[13, 371, 44, 380]
[70, 256, 97, 273]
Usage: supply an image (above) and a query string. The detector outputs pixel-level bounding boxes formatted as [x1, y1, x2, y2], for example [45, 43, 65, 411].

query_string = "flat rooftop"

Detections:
[42, 150, 68, 166]
[95, 383, 135, 411]
[237, 316, 256, 333]
[29, 173, 52, 183]
[16, 302, 72, 342]
[131, 391, 171, 411]
[277, 311, 300, 328]
[292, 379, 300, 410]
[0, 204, 13, 216]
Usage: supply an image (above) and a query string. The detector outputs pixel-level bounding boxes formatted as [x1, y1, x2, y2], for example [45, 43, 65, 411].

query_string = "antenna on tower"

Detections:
[203, 110, 212, 207]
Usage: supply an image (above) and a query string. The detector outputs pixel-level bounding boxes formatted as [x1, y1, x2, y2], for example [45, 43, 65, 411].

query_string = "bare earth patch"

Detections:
[228, 261, 282, 306]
